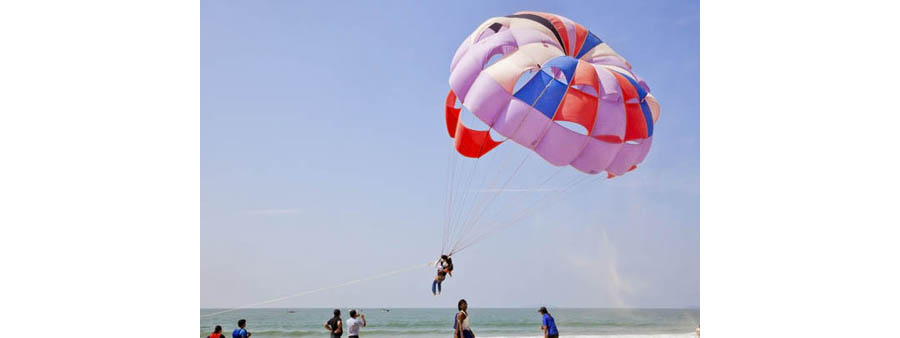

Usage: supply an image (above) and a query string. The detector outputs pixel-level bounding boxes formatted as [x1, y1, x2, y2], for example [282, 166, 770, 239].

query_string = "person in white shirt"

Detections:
[346, 309, 366, 338]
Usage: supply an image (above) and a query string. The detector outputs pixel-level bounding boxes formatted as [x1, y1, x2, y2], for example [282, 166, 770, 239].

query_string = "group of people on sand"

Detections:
[206, 253, 560, 338]
[204, 310, 368, 338]
[319, 300, 558, 338]
[452, 300, 559, 338]
[204, 319, 251, 338]
[324, 308, 367, 338]
[205, 304, 559, 338]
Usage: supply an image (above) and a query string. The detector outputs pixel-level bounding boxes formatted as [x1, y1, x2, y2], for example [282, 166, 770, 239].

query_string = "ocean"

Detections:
[200, 308, 699, 337]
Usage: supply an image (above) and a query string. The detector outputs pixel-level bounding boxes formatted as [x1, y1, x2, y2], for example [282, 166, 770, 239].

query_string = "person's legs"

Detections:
[437, 281, 442, 294]
[432, 280, 438, 294]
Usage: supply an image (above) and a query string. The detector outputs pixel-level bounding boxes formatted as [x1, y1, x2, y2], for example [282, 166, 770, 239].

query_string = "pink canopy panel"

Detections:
[445, 11, 660, 177]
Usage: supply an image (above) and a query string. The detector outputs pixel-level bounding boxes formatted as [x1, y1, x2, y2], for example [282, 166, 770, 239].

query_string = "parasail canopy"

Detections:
[446, 11, 660, 178]
[441, 12, 661, 256]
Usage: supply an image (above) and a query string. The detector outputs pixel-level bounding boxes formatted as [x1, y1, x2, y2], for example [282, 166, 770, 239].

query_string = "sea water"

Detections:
[200, 308, 699, 337]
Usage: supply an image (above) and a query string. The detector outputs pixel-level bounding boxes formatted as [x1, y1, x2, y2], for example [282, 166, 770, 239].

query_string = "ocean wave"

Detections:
[487, 334, 696, 338]
[213, 332, 697, 338]
[228, 328, 453, 336]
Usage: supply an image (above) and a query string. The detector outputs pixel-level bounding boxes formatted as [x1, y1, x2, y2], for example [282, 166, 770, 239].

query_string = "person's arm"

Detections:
[361, 314, 366, 326]
[542, 317, 549, 338]
[336, 319, 342, 333]
[324, 322, 332, 331]
[455, 313, 464, 338]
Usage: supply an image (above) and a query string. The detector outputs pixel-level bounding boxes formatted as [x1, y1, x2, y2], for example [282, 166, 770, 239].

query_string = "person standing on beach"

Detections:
[207, 325, 224, 338]
[324, 309, 343, 338]
[232, 319, 251, 338]
[538, 307, 559, 338]
[346, 309, 366, 338]
[454, 299, 475, 338]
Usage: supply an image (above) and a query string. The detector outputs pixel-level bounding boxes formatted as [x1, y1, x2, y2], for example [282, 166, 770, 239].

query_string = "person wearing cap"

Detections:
[346, 309, 366, 338]
[324, 309, 343, 338]
[538, 306, 559, 338]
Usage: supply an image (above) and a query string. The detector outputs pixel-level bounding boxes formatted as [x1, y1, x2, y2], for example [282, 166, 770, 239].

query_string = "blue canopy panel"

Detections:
[639, 100, 654, 137]
[543, 56, 579, 85]
[532, 79, 568, 119]
[513, 70, 553, 105]
[576, 32, 604, 59]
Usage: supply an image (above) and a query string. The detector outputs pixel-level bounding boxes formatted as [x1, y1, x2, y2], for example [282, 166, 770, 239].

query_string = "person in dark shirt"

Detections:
[324, 309, 343, 338]
[441, 254, 454, 276]
[232, 319, 251, 338]
[538, 307, 558, 338]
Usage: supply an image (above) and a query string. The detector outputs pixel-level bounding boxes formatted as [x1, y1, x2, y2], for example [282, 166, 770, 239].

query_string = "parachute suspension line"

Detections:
[458, 149, 534, 235]
[446, 72, 566, 255]
[446, 76, 558, 255]
[451, 174, 583, 254]
[444, 146, 468, 255]
[445, 146, 471, 256]
[446, 147, 496, 256]
[447, 140, 526, 254]
[451, 173, 602, 254]
[442, 149, 458, 255]
[448, 149, 532, 255]
[445, 98, 520, 256]
[446, 148, 480, 252]
[444, 107, 493, 256]
[471, 164, 566, 236]
[467, 172, 604, 252]
[450, 79, 573, 255]
[200, 261, 432, 318]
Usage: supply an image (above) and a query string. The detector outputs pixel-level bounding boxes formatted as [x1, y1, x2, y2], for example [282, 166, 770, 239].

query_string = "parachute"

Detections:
[441, 12, 661, 256]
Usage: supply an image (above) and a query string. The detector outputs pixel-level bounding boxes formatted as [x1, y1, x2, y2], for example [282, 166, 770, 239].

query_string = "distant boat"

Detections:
[381, 308, 390, 312]
[287, 310, 296, 313]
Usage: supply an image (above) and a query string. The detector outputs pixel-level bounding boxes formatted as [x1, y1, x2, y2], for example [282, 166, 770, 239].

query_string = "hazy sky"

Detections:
[201, 0, 699, 308]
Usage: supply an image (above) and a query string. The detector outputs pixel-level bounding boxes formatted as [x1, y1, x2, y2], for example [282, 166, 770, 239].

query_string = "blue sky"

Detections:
[201, 0, 699, 308]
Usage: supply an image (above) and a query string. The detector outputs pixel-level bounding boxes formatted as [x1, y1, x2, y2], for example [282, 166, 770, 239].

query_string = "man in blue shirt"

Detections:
[538, 307, 559, 338]
[232, 319, 251, 338]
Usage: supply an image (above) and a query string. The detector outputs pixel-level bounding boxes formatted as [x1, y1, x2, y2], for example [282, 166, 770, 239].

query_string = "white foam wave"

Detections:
[487, 334, 696, 338]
